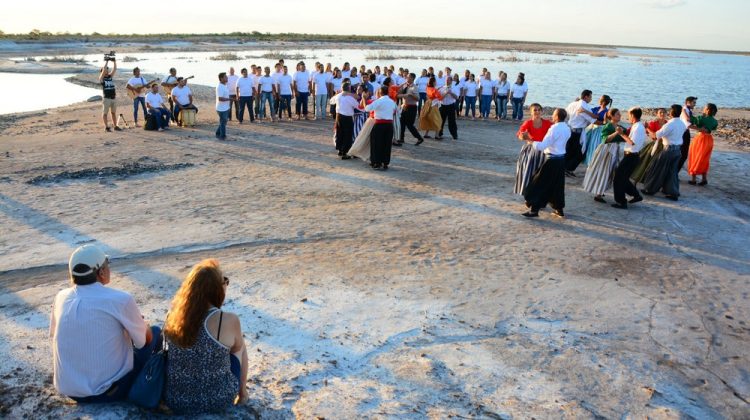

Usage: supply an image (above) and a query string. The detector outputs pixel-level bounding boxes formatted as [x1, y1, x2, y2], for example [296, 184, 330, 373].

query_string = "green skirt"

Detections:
[631, 141, 663, 184]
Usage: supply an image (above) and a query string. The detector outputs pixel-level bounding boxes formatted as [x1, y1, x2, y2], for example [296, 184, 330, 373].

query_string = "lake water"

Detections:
[0, 72, 100, 115]
[5, 46, 750, 114]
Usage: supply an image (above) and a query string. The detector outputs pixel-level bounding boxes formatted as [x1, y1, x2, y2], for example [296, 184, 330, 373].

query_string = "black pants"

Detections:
[335, 115, 354, 155]
[613, 153, 641, 205]
[400, 105, 423, 142]
[168, 97, 175, 121]
[439, 104, 458, 139]
[228, 95, 236, 120]
[237, 96, 254, 122]
[524, 156, 565, 211]
[678, 130, 690, 171]
[564, 131, 584, 171]
[371, 122, 393, 166]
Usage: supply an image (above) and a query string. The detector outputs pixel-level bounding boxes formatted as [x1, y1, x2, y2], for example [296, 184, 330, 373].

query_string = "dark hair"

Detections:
[606, 108, 620, 121]
[379, 86, 389, 96]
[581, 90, 593, 99]
[670, 104, 682, 118]
[133, 67, 140, 73]
[555, 108, 567, 121]
[529, 103, 542, 112]
[71, 264, 98, 285]
[409, 72, 416, 79]
[342, 82, 351, 92]
[600, 95, 612, 107]
[383, 77, 392, 86]
[629, 107, 642, 121]
[706, 103, 718, 116]
[428, 76, 436, 87]
[369, 73, 376, 82]
[218, 72, 226, 81]
[241, 68, 247, 73]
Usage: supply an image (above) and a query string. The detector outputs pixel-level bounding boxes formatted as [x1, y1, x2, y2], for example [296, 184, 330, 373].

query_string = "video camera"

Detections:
[104, 51, 116, 61]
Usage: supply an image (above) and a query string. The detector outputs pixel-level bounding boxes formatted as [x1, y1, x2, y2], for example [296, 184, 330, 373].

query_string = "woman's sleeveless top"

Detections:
[166, 308, 239, 413]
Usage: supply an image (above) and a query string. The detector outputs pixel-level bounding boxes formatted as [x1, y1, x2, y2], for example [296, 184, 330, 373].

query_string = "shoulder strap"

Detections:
[217, 310, 223, 339]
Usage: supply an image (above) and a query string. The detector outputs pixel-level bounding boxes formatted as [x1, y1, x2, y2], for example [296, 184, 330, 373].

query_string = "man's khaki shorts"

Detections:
[102, 98, 116, 113]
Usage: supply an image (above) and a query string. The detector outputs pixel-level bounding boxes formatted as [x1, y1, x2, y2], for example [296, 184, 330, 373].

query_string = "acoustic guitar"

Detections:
[126, 78, 161, 99]
[161, 75, 194, 95]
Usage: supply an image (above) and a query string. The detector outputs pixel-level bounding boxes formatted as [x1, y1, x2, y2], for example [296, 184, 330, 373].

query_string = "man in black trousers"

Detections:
[398, 73, 425, 145]
[438, 77, 459, 140]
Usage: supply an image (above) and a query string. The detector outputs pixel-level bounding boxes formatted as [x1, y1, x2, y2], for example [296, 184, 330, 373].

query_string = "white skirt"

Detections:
[348, 118, 375, 161]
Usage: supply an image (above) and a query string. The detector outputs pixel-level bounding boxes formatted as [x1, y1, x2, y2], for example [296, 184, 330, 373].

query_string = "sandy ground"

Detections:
[1, 67, 750, 419]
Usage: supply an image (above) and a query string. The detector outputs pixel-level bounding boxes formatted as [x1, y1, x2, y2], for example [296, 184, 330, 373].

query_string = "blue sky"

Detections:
[1, 0, 747, 52]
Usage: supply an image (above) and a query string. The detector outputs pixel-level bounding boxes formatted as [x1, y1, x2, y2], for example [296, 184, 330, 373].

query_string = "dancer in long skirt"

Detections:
[366, 86, 397, 170]
[582, 95, 611, 165]
[583, 109, 625, 203]
[419, 76, 443, 138]
[514, 103, 552, 195]
[330, 81, 363, 160]
[687, 103, 719, 186]
[611, 108, 646, 209]
[631, 108, 667, 184]
[349, 89, 375, 161]
[641, 104, 687, 200]
[522, 108, 571, 218]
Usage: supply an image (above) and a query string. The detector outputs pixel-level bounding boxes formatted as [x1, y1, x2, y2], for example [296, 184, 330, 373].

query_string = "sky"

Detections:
[1, 0, 748, 52]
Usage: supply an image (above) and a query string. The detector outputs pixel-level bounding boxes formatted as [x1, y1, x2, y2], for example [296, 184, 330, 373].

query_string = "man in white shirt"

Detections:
[170, 77, 198, 126]
[215, 72, 232, 140]
[331, 81, 360, 159]
[612, 107, 646, 209]
[236, 67, 256, 124]
[144, 84, 170, 131]
[160, 67, 178, 122]
[226, 67, 239, 121]
[438, 77, 459, 140]
[678, 96, 697, 171]
[50, 245, 158, 402]
[436, 70, 446, 89]
[564, 89, 598, 175]
[312, 64, 331, 120]
[522, 108, 571, 218]
[126, 67, 150, 127]
[365, 86, 397, 170]
[396, 73, 424, 145]
[258, 66, 277, 122]
[293, 62, 311, 120]
[641, 104, 686, 200]
[276, 66, 294, 120]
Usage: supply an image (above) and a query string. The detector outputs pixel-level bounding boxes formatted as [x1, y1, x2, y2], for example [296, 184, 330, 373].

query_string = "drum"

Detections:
[180, 109, 197, 127]
[144, 113, 158, 131]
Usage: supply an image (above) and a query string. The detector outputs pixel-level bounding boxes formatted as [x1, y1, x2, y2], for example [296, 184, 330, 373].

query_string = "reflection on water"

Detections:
[0, 73, 100, 115]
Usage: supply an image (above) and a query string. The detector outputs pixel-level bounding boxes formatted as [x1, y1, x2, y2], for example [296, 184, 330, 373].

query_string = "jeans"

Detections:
[72, 326, 162, 403]
[259, 91, 275, 119]
[315, 94, 327, 119]
[480, 95, 492, 118]
[511, 97, 524, 120]
[418, 92, 427, 114]
[464, 96, 476, 117]
[149, 108, 171, 129]
[216, 110, 229, 139]
[295, 92, 309, 116]
[133, 97, 147, 123]
[495, 95, 508, 119]
[237, 96, 254, 122]
[278, 94, 292, 119]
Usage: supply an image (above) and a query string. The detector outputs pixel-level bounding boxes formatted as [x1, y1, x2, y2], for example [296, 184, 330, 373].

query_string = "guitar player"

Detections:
[126, 67, 149, 127]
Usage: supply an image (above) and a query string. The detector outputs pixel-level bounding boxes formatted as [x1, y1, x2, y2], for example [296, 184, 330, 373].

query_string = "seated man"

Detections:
[170, 77, 198, 126]
[50, 245, 160, 403]
[145, 84, 171, 131]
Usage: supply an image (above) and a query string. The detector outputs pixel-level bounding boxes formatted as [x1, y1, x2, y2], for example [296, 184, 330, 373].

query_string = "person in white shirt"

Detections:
[258, 66, 277, 122]
[416, 69, 430, 114]
[611, 107, 646, 209]
[397, 73, 424, 145]
[144, 84, 171, 131]
[365, 86, 397, 170]
[272, 63, 284, 119]
[478, 72, 494, 119]
[276, 65, 294, 120]
[509, 72, 529, 121]
[313, 64, 330, 120]
[328, 69, 344, 116]
[293, 62, 311, 120]
[50, 245, 158, 402]
[435, 70, 446, 89]
[126, 67, 150, 127]
[641, 104, 686, 200]
[171, 77, 198, 126]
[160, 67, 178, 122]
[215, 72, 232, 140]
[226, 67, 239, 121]
[438, 77, 459, 140]
[236, 68, 256, 124]
[463, 74, 478, 119]
[493, 71, 510, 120]
[522, 108, 571, 218]
[331, 81, 361, 159]
[564, 89, 598, 175]
[678, 96, 698, 171]
[252, 65, 262, 119]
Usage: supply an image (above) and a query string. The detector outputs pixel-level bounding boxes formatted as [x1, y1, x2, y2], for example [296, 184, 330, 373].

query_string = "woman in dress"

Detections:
[514, 103, 552, 195]
[583, 108, 625, 203]
[164, 259, 249, 414]
[582, 95, 611, 165]
[687, 103, 719, 186]
[419, 76, 443, 139]
[348, 87, 375, 161]
[631, 107, 668, 184]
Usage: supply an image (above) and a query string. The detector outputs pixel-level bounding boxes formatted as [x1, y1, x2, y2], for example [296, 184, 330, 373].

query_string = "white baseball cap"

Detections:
[69, 245, 109, 276]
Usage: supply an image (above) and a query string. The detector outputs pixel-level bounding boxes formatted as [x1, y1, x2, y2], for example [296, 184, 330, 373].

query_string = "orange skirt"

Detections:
[687, 132, 714, 176]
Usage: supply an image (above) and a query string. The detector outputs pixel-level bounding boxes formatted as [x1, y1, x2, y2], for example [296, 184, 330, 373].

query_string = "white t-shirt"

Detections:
[216, 83, 230, 112]
[370, 81, 381, 95]
[277, 74, 293, 95]
[416, 76, 429, 93]
[464, 81, 478, 96]
[510, 82, 528, 98]
[479, 78, 494, 95]
[226, 74, 239, 93]
[259, 75, 275, 93]
[294, 70, 311, 93]
[625, 121, 647, 153]
[435, 76, 446, 89]
[450, 83, 462, 100]
[171, 85, 192, 106]
[252, 74, 260, 89]
[236, 76, 254, 96]
[127, 77, 148, 98]
[145, 91, 164, 109]
[50, 283, 148, 398]
[494, 80, 510, 96]
[331, 77, 343, 92]
[313, 72, 330, 94]
[349, 75, 361, 85]
[440, 86, 456, 106]
[365, 95, 397, 120]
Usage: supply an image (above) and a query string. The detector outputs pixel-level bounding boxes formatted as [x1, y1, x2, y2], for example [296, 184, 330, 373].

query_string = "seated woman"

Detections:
[164, 259, 249, 413]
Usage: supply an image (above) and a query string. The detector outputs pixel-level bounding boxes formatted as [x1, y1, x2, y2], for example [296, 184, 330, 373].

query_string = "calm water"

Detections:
[0, 73, 100, 115]
[5, 46, 750, 114]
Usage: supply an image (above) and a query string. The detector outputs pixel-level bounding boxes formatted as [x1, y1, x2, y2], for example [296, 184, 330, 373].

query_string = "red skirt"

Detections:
[687, 132, 714, 176]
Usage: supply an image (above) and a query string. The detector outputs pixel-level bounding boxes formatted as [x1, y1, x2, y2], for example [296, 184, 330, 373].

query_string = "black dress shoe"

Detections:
[640, 188, 654, 196]
[688, 180, 697, 185]
[665, 194, 679, 201]
[341, 155, 352, 160]
[415, 139, 424, 145]
[382, 164, 389, 170]
[594, 196, 606, 203]
[552, 209, 565, 218]
[611, 203, 628, 209]
[699, 180, 708, 186]
[522, 211, 539, 218]
[392, 142, 402, 147]
[629, 195, 643, 204]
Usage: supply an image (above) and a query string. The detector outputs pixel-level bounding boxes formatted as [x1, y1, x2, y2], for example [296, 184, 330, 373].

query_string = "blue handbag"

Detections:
[128, 332, 168, 408]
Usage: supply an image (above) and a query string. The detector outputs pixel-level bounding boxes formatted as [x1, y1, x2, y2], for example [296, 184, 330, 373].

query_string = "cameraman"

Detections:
[98, 55, 121, 132]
